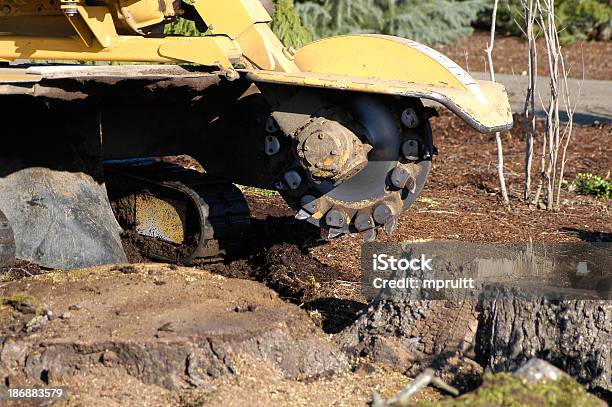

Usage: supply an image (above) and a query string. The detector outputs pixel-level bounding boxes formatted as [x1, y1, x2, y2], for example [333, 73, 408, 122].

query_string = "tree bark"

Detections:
[476, 295, 612, 393]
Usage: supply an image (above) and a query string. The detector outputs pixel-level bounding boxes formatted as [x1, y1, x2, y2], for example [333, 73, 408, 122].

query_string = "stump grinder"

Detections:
[0, 0, 513, 270]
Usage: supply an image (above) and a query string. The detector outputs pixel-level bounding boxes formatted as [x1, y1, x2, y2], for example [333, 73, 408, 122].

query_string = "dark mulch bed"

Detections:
[436, 32, 611, 81]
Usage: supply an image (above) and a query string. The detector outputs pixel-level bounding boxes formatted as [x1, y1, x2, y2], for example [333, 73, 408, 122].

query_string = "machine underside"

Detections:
[0, 65, 436, 269]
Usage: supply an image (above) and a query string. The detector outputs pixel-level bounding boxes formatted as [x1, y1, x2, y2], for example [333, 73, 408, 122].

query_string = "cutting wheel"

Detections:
[265, 92, 435, 241]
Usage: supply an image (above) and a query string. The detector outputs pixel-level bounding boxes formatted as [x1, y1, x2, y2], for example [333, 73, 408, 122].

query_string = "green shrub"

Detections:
[573, 173, 612, 199]
[296, 0, 487, 44]
[478, 0, 612, 43]
[163, 0, 312, 48]
[271, 0, 313, 48]
[163, 18, 206, 37]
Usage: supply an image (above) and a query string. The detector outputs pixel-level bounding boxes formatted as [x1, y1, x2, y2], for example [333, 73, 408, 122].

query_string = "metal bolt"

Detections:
[402, 140, 420, 161]
[354, 212, 374, 231]
[384, 217, 397, 234]
[295, 210, 310, 220]
[405, 176, 417, 193]
[401, 108, 420, 128]
[390, 166, 410, 189]
[325, 208, 346, 228]
[225, 69, 239, 81]
[373, 204, 394, 225]
[265, 117, 279, 133]
[264, 135, 280, 156]
[301, 195, 315, 206]
[300, 195, 317, 213]
[363, 229, 377, 243]
[282, 47, 296, 60]
[283, 170, 302, 190]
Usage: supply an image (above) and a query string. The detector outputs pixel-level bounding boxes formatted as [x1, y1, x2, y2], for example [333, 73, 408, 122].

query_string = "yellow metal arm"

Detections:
[0, 0, 512, 132]
[0, 0, 297, 75]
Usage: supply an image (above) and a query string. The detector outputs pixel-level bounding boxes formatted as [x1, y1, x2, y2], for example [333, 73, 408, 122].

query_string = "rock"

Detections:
[68, 304, 82, 311]
[59, 312, 73, 320]
[25, 315, 48, 333]
[514, 358, 569, 384]
[100, 350, 119, 368]
[0, 265, 349, 390]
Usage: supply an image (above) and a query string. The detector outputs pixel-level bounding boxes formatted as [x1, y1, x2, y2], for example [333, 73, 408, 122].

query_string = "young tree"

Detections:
[521, 0, 537, 201]
[485, 0, 511, 206]
[524, 0, 576, 210]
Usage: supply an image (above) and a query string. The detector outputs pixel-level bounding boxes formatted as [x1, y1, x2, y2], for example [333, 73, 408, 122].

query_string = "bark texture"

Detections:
[476, 296, 611, 392]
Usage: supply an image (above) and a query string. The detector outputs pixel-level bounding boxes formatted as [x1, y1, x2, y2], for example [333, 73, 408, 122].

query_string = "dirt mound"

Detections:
[0, 264, 349, 393]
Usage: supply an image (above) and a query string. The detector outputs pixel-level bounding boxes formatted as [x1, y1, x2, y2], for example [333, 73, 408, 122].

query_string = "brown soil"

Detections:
[436, 32, 612, 80]
[0, 259, 51, 281]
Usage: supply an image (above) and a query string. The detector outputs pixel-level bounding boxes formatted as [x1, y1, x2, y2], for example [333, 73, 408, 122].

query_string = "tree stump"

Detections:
[476, 293, 611, 393]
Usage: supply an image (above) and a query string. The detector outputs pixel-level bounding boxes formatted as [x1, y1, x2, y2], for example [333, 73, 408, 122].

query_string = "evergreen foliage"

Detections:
[295, 0, 487, 44]
[163, 0, 312, 48]
[271, 0, 313, 48]
[163, 18, 205, 37]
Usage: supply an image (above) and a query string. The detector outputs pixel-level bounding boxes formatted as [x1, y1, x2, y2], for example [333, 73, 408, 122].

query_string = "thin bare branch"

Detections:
[485, 0, 510, 207]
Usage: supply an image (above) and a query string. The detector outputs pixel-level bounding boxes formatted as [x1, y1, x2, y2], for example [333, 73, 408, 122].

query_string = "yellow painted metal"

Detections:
[133, 193, 187, 244]
[246, 34, 513, 133]
[117, 0, 165, 31]
[194, 0, 271, 39]
[235, 24, 299, 72]
[296, 35, 483, 99]
[158, 37, 237, 70]
[75, 6, 118, 48]
[65, 14, 93, 47]
[246, 70, 512, 133]
[0, 0, 512, 132]
[0, 34, 238, 64]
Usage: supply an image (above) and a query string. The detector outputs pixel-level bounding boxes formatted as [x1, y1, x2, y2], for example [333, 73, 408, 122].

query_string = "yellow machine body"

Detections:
[0, 0, 512, 132]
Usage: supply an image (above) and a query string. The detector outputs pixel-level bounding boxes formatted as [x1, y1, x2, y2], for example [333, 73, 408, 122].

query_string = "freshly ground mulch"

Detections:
[309, 111, 611, 292]
[436, 32, 611, 81]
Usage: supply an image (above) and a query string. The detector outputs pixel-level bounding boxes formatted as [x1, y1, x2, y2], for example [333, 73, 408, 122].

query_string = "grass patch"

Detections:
[417, 197, 441, 207]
